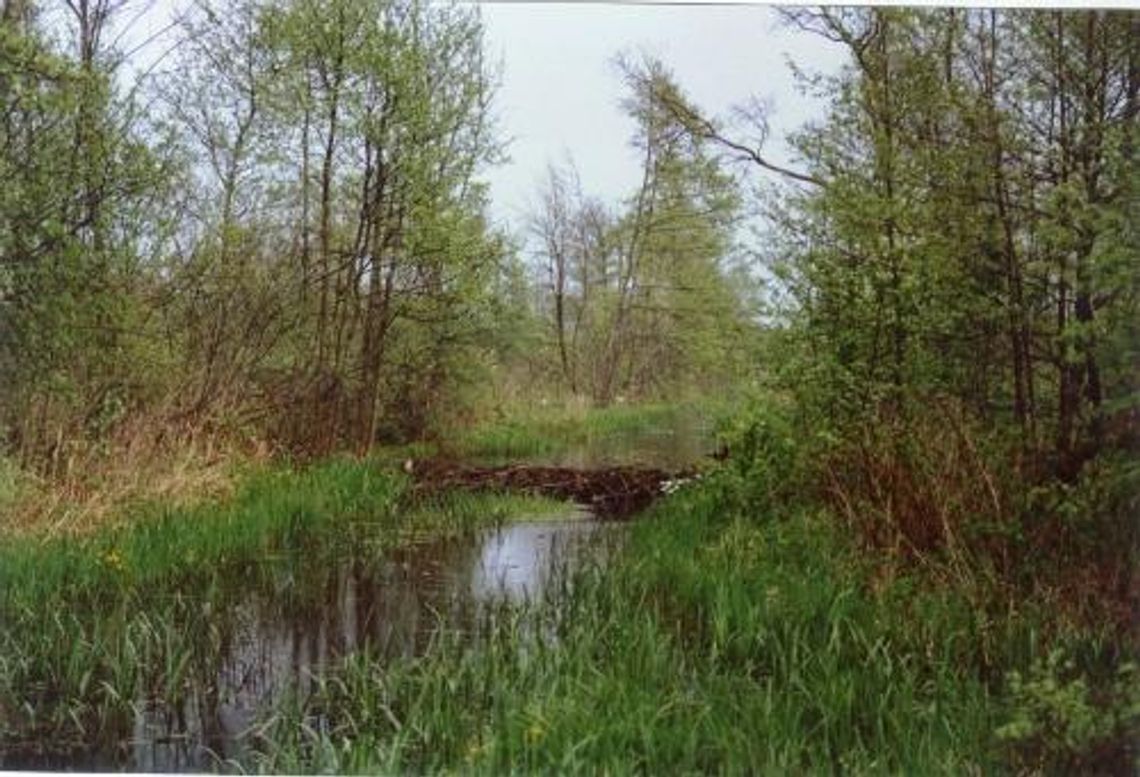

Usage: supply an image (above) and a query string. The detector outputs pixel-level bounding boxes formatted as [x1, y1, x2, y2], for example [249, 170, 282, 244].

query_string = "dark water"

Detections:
[18, 414, 712, 771]
[103, 511, 617, 772]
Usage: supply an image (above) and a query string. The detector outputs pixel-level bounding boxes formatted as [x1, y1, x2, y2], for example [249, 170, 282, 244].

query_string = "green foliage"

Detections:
[2, 399, 1133, 772]
[1026, 451, 1140, 550]
[0, 8, 186, 465]
[0, 457, 566, 763]
[239, 412, 1134, 774]
[1, 5, 1135, 770]
[2, 0, 514, 464]
[524, 59, 758, 406]
[768, 8, 1139, 479]
[714, 399, 806, 516]
[457, 401, 716, 463]
[997, 652, 1140, 772]
[249, 454, 1117, 774]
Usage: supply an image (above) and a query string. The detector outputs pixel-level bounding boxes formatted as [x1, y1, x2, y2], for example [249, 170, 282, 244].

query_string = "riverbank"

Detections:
[2, 402, 1135, 772]
[0, 401, 711, 540]
[0, 458, 571, 768]
[253, 458, 1138, 773]
[453, 400, 725, 466]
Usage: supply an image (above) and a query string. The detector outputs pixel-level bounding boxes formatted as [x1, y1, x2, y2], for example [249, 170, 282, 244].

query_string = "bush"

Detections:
[715, 400, 807, 518]
[997, 651, 1140, 773]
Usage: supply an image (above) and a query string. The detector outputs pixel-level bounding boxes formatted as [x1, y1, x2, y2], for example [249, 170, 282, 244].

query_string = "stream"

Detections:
[129, 509, 622, 771]
[26, 411, 715, 771]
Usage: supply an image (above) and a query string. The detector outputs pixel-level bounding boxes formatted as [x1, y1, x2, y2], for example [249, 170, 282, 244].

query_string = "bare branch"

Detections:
[649, 82, 823, 187]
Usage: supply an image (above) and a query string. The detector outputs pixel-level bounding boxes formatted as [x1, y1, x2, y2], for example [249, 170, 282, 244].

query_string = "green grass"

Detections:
[0, 457, 570, 767]
[456, 400, 725, 462]
[254, 495, 986, 773]
[2, 423, 1134, 772]
[250, 464, 1137, 774]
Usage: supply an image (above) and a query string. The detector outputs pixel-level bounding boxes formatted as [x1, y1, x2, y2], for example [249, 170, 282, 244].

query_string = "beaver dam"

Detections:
[409, 461, 697, 518]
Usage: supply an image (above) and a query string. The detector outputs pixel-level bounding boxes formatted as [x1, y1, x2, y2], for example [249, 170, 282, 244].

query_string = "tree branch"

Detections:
[650, 81, 824, 187]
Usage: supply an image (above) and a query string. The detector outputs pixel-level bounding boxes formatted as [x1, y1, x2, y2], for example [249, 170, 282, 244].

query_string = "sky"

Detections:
[478, 3, 848, 235]
[109, 1, 849, 240]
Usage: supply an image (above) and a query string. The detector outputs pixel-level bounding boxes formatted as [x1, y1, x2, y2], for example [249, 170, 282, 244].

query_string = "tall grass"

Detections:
[247, 407, 1138, 774]
[0, 457, 567, 767]
[253, 481, 1003, 773]
[3, 404, 1134, 772]
[253, 463, 1137, 774]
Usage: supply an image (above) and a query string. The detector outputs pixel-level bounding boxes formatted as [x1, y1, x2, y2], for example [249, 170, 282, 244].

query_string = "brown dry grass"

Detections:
[0, 417, 272, 540]
[821, 402, 1138, 641]
[822, 404, 1007, 564]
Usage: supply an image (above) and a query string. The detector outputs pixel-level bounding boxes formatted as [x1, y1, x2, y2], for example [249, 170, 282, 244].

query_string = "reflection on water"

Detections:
[17, 415, 712, 772]
[125, 509, 619, 771]
[472, 518, 605, 600]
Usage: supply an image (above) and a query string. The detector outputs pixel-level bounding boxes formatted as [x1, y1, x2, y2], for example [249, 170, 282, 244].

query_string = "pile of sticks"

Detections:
[409, 461, 694, 518]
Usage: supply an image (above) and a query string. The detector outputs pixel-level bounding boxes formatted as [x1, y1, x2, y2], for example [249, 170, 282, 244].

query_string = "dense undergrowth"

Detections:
[453, 400, 723, 463]
[259, 503, 1004, 773]
[254, 403, 1138, 774]
[1, 401, 1136, 772]
[0, 401, 710, 539]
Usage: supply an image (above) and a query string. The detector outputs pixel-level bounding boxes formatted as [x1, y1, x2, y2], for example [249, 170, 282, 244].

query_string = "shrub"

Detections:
[997, 651, 1140, 773]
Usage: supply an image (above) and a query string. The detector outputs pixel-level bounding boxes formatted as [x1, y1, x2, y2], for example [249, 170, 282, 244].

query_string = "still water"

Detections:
[17, 412, 713, 771]
[131, 510, 620, 771]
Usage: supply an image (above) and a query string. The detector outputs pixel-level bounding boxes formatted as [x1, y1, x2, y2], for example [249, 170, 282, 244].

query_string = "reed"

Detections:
[254, 470, 1135, 773]
[2, 423, 1134, 772]
[0, 457, 568, 768]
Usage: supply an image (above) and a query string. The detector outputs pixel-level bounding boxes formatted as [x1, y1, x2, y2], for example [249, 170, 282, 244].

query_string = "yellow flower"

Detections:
[102, 548, 124, 571]
[525, 721, 546, 744]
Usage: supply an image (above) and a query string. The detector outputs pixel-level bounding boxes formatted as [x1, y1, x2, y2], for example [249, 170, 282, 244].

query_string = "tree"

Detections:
[1, 0, 172, 469]
[158, 0, 505, 452]
[749, 8, 1139, 477]
[528, 57, 752, 405]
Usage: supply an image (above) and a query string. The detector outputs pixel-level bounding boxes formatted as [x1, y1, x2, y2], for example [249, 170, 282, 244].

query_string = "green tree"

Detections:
[158, 0, 505, 451]
[744, 9, 1138, 478]
[1, 1, 173, 470]
[529, 57, 754, 406]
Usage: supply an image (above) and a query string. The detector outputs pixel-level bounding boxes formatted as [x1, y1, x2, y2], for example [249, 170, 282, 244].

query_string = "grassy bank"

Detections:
[257, 505, 998, 772]
[252, 418, 1138, 774]
[0, 441, 246, 539]
[2, 404, 1135, 772]
[0, 458, 567, 767]
[0, 400, 712, 540]
[455, 400, 726, 463]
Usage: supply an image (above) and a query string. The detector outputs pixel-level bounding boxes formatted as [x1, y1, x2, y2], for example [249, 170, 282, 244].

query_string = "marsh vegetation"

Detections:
[1, 3, 1138, 773]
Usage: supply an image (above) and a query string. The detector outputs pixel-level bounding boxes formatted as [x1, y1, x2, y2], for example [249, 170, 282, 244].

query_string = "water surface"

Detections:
[129, 509, 620, 771]
[15, 412, 712, 771]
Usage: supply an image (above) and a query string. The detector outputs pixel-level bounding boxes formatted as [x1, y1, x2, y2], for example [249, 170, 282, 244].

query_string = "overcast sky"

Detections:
[112, 1, 848, 240]
[478, 3, 847, 235]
